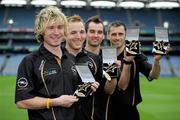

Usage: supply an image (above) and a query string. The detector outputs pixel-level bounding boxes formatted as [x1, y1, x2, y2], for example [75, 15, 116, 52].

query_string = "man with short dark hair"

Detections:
[107, 21, 162, 120]
[85, 16, 118, 120]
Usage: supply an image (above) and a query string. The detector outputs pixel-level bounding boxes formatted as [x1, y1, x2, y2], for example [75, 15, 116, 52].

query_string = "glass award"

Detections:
[74, 64, 95, 97]
[153, 27, 170, 55]
[125, 27, 141, 55]
[102, 47, 118, 80]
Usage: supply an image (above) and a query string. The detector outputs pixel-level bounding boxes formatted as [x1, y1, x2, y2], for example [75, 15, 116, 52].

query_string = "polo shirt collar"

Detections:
[39, 44, 67, 60]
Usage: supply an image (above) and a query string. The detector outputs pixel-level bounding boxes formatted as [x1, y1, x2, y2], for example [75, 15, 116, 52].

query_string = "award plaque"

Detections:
[125, 27, 141, 55]
[102, 47, 118, 80]
[74, 64, 95, 97]
[152, 27, 170, 55]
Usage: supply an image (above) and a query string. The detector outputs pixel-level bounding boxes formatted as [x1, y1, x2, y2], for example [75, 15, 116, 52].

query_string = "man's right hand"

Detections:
[53, 95, 79, 108]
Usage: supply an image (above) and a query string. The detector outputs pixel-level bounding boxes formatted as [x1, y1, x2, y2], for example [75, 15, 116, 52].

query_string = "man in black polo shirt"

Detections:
[85, 16, 119, 120]
[15, 6, 79, 120]
[107, 21, 162, 120]
[65, 15, 100, 120]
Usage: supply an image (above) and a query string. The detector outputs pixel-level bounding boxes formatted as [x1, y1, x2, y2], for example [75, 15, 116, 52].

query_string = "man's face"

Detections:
[43, 20, 65, 47]
[67, 21, 86, 50]
[86, 22, 104, 47]
[108, 26, 126, 49]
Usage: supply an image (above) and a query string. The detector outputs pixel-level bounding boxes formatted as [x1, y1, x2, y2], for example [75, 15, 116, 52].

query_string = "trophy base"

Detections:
[152, 48, 166, 55]
[103, 63, 119, 79]
[74, 83, 93, 98]
[126, 40, 141, 56]
[126, 48, 140, 56]
[152, 41, 169, 55]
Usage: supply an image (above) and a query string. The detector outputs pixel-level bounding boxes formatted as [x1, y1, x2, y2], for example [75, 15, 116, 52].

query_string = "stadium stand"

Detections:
[0, 54, 6, 73]
[147, 55, 180, 77]
[1, 54, 25, 75]
[0, 6, 180, 76]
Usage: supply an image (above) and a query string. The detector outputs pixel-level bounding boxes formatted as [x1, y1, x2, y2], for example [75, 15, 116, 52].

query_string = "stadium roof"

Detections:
[0, 0, 180, 9]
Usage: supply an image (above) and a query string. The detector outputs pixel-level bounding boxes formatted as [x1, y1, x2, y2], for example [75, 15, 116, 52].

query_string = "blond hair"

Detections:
[67, 15, 84, 23]
[34, 6, 67, 43]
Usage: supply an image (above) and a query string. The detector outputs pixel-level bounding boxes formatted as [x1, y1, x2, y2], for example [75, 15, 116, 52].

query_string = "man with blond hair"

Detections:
[15, 6, 79, 120]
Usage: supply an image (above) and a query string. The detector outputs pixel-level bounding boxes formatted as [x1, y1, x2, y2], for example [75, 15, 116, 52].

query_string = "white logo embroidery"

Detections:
[71, 66, 77, 74]
[17, 77, 28, 88]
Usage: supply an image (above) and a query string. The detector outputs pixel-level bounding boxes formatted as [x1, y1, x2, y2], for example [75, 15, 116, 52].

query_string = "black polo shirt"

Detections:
[109, 51, 152, 119]
[63, 48, 102, 120]
[15, 45, 78, 120]
[91, 49, 110, 120]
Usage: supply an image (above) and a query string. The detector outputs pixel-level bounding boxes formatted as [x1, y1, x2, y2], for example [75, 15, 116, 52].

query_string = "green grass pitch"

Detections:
[0, 76, 180, 120]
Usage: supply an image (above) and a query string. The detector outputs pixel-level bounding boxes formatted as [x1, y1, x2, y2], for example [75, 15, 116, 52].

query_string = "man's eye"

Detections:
[57, 25, 63, 29]
[71, 31, 76, 34]
[90, 30, 95, 33]
[98, 31, 103, 34]
[111, 33, 116, 36]
[48, 26, 54, 29]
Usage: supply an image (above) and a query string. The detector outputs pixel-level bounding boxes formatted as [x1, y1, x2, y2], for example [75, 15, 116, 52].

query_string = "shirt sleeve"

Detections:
[137, 54, 152, 80]
[15, 55, 36, 103]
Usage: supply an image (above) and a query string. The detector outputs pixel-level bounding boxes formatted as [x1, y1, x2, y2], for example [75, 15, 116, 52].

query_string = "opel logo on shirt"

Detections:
[17, 77, 28, 88]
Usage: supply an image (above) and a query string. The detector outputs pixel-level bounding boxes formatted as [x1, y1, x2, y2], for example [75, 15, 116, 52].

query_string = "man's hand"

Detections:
[114, 60, 121, 69]
[154, 54, 162, 62]
[124, 55, 135, 62]
[54, 95, 79, 108]
[90, 81, 100, 92]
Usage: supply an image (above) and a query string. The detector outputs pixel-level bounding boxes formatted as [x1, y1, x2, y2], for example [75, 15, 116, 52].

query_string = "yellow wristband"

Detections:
[46, 98, 50, 109]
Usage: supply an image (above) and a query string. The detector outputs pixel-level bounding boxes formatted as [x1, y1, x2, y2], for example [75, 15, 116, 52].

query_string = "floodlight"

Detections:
[1, 0, 26, 6]
[61, 0, 86, 8]
[118, 0, 145, 9]
[31, 0, 57, 6]
[90, 0, 116, 8]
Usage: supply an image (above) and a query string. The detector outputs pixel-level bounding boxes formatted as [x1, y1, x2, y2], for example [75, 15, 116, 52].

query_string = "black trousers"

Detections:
[108, 104, 140, 120]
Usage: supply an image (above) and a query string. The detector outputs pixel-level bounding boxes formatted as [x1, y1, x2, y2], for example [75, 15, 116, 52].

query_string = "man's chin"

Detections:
[74, 45, 82, 50]
[90, 43, 100, 47]
[112, 44, 119, 47]
[51, 44, 60, 47]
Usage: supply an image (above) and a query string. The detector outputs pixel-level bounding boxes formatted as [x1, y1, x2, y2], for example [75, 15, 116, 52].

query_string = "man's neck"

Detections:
[117, 45, 125, 55]
[85, 45, 100, 55]
[44, 44, 62, 59]
[66, 45, 82, 56]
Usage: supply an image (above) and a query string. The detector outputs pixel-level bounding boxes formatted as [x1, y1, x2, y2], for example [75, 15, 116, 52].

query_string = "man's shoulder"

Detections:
[21, 50, 41, 64]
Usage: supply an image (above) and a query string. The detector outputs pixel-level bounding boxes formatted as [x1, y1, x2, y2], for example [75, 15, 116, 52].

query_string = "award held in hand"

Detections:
[102, 47, 118, 81]
[125, 27, 141, 55]
[153, 27, 170, 55]
[74, 63, 95, 98]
